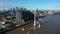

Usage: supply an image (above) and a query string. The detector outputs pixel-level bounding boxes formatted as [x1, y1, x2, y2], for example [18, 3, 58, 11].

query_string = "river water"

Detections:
[28, 14, 60, 34]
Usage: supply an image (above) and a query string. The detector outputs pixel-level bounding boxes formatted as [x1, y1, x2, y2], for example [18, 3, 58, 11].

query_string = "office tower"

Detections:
[10, 8, 12, 11]
[13, 8, 15, 12]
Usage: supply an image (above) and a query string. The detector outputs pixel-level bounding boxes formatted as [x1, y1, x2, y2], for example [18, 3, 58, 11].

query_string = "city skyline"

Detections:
[0, 0, 60, 10]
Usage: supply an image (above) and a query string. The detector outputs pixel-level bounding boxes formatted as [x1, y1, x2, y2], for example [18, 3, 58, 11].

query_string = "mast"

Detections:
[34, 10, 36, 27]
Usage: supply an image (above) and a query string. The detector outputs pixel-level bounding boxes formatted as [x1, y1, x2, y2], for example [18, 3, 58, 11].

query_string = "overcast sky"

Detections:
[0, 0, 60, 10]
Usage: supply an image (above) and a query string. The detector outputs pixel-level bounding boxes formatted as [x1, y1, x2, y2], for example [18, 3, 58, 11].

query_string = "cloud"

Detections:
[0, 3, 15, 10]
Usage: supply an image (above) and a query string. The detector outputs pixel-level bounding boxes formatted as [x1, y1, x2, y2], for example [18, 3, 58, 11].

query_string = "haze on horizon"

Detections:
[0, 0, 60, 10]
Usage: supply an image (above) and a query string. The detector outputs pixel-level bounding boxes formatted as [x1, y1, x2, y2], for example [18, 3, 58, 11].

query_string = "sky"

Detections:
[0, 0, 60, 10]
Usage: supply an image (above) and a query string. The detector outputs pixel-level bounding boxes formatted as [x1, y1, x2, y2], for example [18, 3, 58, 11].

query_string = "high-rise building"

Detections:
[15, 7, 22, 25]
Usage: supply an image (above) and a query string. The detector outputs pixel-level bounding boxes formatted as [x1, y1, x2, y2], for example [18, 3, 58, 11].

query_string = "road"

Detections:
[5, 14, 60, 34]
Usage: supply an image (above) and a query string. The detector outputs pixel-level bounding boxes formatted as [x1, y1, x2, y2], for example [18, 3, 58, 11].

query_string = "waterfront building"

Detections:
[15, 7, 22, 25]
